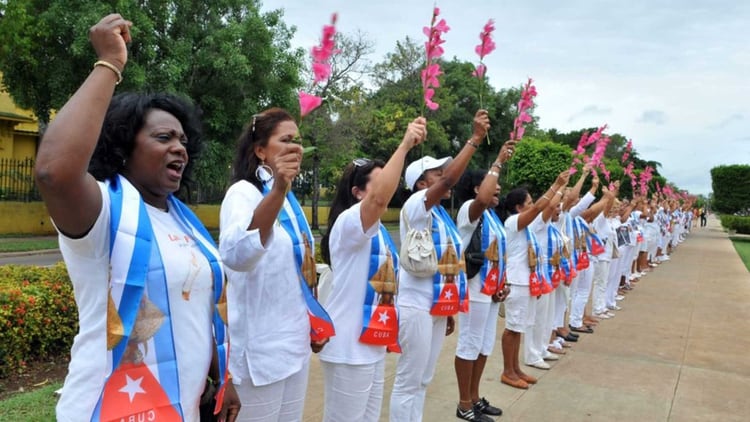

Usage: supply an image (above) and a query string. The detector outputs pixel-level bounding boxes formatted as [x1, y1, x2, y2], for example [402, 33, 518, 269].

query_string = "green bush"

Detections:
[0, 263, 77, 377]
[720, 215, 750, 234]
[711, 165, 750, 214]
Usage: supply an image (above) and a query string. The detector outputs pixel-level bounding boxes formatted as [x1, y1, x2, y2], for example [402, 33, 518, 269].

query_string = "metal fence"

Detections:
[0, 158, 40, 202]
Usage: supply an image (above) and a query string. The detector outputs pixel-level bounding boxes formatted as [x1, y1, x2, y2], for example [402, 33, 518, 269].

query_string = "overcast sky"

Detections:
[261, 0, 750, 195]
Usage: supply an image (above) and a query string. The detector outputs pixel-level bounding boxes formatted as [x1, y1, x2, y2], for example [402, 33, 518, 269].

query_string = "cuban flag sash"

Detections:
[480, 209, 507, 296]
[430, 205, 468, 316]
[546, 224, 565, 289]
[359, 224, 400, 349]
[93, 175, 229, 422]
[261, 184, 335, 342]
[526, 226, 546, 297]
[576, 216, 605, 256]
[564, 213, 578, 268]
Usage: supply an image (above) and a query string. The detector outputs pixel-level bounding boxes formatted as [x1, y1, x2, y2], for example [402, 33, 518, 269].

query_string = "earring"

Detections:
[255, 160, 274, 183]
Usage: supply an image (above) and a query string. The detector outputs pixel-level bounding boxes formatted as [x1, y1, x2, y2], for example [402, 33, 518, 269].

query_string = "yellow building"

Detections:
[1, 73, 40, 201]
[0, 79, 39, 160]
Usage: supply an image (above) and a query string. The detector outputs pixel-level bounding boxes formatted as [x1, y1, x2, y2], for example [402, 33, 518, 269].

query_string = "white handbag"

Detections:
[399, 208, 438, 277]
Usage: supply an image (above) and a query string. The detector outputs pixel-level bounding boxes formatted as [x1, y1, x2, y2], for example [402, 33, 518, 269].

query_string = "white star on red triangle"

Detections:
[444, 289, 454, 300]
[377, 310, 390, 324]
[119, 375, 146, 403]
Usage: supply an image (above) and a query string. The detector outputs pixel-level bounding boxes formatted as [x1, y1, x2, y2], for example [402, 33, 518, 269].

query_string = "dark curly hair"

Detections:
[88, 92, 203, 194]
[321, 158, 385, 265]
[231, 108, 295, 192]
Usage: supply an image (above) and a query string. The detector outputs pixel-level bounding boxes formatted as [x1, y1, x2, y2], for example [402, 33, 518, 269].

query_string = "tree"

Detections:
[0, 0, 304, 202]
[503, 137, 570, 198]
[298, 30, 375, 229]
[711, 164, 750, 214]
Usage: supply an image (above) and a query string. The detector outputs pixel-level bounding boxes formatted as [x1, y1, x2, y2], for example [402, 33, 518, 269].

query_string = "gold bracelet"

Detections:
[556, 190, 563, 196]
[466, 140, 479, 149]
[491, 161, 503, 170]
[542, 195, 552, 201]
[488, 170, 500, 178]
[93, 60, 122, 85]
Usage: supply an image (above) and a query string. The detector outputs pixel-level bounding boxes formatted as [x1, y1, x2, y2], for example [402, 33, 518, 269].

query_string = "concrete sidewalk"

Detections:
[302, 215, 750, 421]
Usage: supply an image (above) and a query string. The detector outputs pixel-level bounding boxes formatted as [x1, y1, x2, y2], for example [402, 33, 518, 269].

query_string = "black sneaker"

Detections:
[456, 405, 494, 421]
[474, 397, 503, 416]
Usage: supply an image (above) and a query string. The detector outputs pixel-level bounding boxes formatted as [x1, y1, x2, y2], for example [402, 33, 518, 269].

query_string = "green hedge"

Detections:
[0, 263, 77, 377]
[720, 215, 750, 234]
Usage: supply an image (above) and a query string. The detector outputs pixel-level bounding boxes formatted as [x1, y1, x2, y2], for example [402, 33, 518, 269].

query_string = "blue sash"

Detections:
[261, 184, 335, 341]
[431, 205, 468, 314]
[525, 225, 548, 295]
[564, 213, 579, 268]
[547, 223, 566, 281]
[479, 209, 507, 293]
[576, 216, 605, 254]
[359, 224, 400, 346]
[92, 175, 229, 421]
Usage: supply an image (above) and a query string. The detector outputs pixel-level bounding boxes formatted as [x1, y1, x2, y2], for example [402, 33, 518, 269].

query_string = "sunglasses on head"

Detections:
[352, 158, 373, 167]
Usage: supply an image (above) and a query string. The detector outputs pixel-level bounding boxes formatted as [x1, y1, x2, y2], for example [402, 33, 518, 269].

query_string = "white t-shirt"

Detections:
[56, 183, 214, 422]
[219, 180, 310, 386]
[593, 213, 614, 262]
[397, 189, 457, 311]
[457, 200, 492, 304]
[319, 202, 386, 365]
[504, 213, 544, 286]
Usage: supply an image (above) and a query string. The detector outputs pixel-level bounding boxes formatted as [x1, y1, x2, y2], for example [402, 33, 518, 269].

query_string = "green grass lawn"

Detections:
[731, 237, 750, 273]
[0, 238, 59, 253]
[0, 382, 60, 421]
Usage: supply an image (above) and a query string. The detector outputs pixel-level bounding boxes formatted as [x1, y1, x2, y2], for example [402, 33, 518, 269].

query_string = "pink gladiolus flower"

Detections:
[299, 13, 338, 119]
[510, 78, 537, 141]
[299, 91, 323, 117]
[421, 6, 450, 112]
[424, 88, 439, 111]
[421, 63, 442, 89]
[309, 13, 339, 86]
[475, 19, 496, 59]
[472, 64, 486, 78]
[312, 62, 332, 84]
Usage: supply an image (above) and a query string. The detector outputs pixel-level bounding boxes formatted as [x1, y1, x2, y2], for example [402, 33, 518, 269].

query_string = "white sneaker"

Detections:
[543, 353, 560, 361]
[608, 305, 622, 311]
[593, 312, 611, 319]
[605, 311, 616, 318]
[615, 295, 625, 301]
[527, 360, 551, 370]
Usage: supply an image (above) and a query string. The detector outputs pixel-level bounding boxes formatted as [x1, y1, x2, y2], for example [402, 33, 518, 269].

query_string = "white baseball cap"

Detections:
[404, 156, 452, 191]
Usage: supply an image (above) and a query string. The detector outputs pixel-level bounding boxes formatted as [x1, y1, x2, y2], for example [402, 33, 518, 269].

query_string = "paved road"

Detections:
[0, 250, 62, 266]
[301, 215, 750, 421]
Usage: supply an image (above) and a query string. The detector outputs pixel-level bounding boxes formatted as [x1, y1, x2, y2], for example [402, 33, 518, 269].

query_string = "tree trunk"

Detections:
[311, 151, 320, 230]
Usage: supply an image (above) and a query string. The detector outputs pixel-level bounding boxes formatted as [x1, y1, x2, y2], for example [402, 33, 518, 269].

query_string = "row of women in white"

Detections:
[219, 109, 695, 422]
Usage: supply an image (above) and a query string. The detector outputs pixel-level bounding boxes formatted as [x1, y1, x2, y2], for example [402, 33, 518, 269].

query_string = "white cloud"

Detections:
[638, 110, 668, 125]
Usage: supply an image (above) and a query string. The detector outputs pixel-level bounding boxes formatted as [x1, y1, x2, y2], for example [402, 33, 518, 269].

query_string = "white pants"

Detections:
[456, 300, 500, 360]
[234, 360, 309, 422]
[606, 256, 622, 307]
[322, 359, 385, 422]
[553, 285, 568, 328]
[389, 306, 447, 422]
[592, 260, 610, 314]
[524, 293, 552, 365]
[569, 266, 593, 327]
